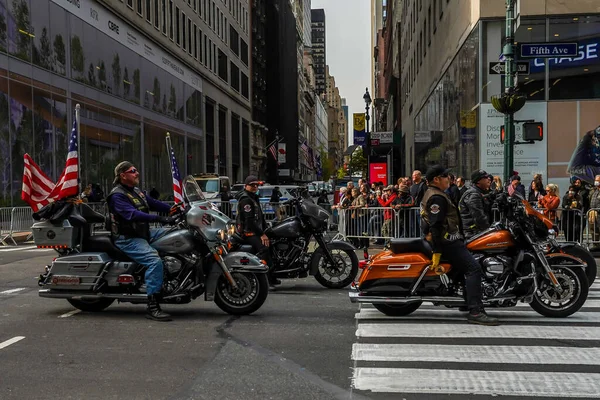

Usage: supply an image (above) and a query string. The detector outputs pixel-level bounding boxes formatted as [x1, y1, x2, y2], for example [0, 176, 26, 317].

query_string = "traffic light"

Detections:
[523, 122, 543, 141]
[500, 125, 505, 144]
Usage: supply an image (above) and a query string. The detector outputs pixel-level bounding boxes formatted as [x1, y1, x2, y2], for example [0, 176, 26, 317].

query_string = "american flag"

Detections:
[300, 140, 309, 164]
[167, 138, 185, 204]
[22, 118, 79, 211]
[268, 142, 277, 161]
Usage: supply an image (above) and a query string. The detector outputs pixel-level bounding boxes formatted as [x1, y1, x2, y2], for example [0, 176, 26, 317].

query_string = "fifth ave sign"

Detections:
[521, 42, 578, 58]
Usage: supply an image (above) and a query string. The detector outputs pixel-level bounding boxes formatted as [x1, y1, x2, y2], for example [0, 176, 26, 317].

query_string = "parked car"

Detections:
[192, 173, 231, 199]
[229, 185, 299, 219]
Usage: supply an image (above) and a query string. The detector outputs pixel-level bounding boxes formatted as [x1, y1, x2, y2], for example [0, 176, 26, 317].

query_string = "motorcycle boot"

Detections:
[467, 308, 499, 326]
[146, 294, 172, 321]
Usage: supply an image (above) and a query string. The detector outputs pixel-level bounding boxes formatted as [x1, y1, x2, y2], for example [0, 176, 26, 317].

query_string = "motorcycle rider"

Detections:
[107, 161, 176, 322]
[459, 170, 493, 238]
[235, 176, 278, 287]
[421, 165, 499, 325]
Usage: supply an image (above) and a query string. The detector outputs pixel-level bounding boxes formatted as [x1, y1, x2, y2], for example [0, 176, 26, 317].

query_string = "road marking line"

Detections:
[23, 248, 54, 252]
[0, 246, 37, 252]
[355, 308, 600, 322]
[356, 323, 600, 340]
[0, 336, 25, 350]
[0, 288, 26, 295]
[59, 310, 81, 318]
[353, 368, 600, 397]
[352, 343, 600, 365]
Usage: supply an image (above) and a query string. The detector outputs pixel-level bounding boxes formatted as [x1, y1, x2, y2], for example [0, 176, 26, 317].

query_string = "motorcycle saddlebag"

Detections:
[46, 252, 111, 291]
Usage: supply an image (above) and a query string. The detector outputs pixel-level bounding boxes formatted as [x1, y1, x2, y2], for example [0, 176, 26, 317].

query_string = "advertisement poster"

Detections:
[278, 143, 286, 165]
[353, 113, 366, 146]
[369, 163, 387, 184]
[479, 103, 547, 185]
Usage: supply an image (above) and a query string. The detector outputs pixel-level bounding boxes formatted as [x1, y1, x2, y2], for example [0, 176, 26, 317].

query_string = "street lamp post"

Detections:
[363, 88, 372, 183]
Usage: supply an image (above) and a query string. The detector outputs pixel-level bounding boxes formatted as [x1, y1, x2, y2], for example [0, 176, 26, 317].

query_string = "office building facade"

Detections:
[311, 8, 325, 95]
[0, 0, 252, 206]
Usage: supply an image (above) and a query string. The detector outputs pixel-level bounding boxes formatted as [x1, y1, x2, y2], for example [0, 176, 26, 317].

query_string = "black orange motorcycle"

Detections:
[350, 195, 590, 318]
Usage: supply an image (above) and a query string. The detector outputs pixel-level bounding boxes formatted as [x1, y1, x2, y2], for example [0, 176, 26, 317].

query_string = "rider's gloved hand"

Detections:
[430, 253, 445, 275]
[157, 216, 176, 225]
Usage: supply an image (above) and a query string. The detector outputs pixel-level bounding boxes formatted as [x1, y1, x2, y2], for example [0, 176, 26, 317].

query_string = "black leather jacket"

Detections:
[459, 185, 492, 238]
[235, 190, 266, 236]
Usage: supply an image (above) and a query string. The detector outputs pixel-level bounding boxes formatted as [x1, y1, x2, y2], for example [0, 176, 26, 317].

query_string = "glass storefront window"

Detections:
[514, 19, 546, 101]
[185, 85, 201, 127]
[8, 0, 33, 62]
[9, 74, 34, 204]
[414, 25, 479, 179]
[31, 0, 51, 72]
[0, 1, 7, 53]
[549, 15, 600, 100]
[49, 2, 67, 76]
[144, 119, 184, 198]
[187, 134, 203, 175]
[70, 14, 86, 83]
[0, 72, 9, 206]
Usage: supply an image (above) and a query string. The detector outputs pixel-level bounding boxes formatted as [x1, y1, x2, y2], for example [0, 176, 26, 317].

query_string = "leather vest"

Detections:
[421, 185, 461, 239]
[235, 190, 264, 234]
[107, 185, 150, 240]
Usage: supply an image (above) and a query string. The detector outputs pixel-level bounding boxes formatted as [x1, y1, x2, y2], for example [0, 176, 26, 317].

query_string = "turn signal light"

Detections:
[358, 260, 369, 270]
[260, 259, 267, 265]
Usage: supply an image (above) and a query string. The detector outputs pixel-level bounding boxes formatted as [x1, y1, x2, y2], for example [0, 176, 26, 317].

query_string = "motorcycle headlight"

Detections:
[548, 229, 557, 239]
[216, 229, 228, 242]
[227, 222, 236, 236]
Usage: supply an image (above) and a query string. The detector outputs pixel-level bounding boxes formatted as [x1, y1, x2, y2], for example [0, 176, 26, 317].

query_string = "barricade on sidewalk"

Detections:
[0, 207, 16, 245]
[338, 205, 585, 244]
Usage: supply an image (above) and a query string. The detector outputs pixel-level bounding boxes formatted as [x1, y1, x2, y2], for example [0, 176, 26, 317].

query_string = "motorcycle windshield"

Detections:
[301, 199, 330, 221]
[182, 175, 207, 203]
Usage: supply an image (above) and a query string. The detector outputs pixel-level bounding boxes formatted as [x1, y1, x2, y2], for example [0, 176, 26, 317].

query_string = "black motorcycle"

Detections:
[230, 192, 359, 288]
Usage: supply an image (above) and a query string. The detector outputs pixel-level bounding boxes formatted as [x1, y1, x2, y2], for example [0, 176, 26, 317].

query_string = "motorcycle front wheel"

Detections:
[313, 248, 359, 289]
[560, 246, 597, 287]
[214, 272, 269, 315]
[530, 266, 589, 318]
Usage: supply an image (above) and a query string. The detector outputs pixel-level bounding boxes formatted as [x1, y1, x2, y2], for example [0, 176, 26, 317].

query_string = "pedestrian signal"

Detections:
[500, 125, 505, 144]
[523, 122, 543, 141]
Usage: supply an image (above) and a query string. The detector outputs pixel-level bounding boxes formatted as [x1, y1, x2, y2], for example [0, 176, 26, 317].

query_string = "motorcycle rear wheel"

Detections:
[530, 266, 589, 318]
[373, 302, 422, 316]
[67, 298, 115, 312]
[214, 272, 269, 315]
[313, 248, 359, 289]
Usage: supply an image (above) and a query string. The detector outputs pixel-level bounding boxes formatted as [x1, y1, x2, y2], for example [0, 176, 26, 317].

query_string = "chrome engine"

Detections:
[272, 238, 306, 268]
[474, 255, 514, 298]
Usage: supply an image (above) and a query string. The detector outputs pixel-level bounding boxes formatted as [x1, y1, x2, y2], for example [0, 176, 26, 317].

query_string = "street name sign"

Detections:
[521, 43, 578, 58]
[489, 62, 530, 75]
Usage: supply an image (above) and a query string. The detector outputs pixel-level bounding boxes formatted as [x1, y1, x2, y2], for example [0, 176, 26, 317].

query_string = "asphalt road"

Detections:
[1, 245, 600, 399]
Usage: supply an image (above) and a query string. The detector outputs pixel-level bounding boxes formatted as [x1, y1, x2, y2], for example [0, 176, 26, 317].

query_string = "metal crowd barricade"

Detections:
[341, 206, 422, 241]
[585, 208, 600, 248]
[0, 207, 16, 246]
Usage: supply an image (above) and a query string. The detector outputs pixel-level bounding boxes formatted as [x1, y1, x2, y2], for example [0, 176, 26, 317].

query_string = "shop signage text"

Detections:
[521, 42, 578, 58]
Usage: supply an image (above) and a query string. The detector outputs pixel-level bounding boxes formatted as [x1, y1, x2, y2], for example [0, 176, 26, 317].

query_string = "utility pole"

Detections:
[503, 0, 516, 183]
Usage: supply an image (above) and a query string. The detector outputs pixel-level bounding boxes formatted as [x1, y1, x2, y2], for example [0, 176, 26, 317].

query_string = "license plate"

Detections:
[51, 275, 80, 285]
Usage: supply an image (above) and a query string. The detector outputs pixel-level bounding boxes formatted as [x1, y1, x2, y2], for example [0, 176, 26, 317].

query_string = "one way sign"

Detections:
[489, 62, 530, 75]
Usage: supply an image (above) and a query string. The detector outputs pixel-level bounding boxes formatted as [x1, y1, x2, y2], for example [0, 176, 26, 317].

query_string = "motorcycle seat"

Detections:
[83, 234, 133, 262]
[389, 238, 433, 258]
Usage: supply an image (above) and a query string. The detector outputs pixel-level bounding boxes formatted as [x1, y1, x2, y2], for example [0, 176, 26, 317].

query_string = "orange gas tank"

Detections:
[466, 229, 515, 252]
[358, 249, 452, 286]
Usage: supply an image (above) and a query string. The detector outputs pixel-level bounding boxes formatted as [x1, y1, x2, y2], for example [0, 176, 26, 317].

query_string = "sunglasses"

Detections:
[247, 182, 259, 187]
[124, 168, 138, 174]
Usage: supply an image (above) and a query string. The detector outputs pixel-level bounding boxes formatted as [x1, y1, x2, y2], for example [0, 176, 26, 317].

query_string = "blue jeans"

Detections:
[114, 228, 167, 296]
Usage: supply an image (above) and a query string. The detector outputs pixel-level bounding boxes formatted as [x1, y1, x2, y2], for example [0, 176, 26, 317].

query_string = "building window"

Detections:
[439, 0, 443, 19]
[127, 0, 133, 8]
[193, 0, 197, 12]
[240, 38, 248, 65]
[213, 43, 217, 73]
[162, 0, 167, 34]
[204, 35, 208, 65]
[230, 61, 240, 91]
[137, 0, 143, 15]
[176, 6, 181, 45]
[200, 30, 204, 63]
[169, 0, 174, 39]
[194, 24, 198, 59]
[188, 18, 192, 54]
[230, 25, 239, 56]
[146, 0, 151, 22]
[241, 72, 249, 98]
[208, 39, 212, 70]
[154, 0, 160, 28]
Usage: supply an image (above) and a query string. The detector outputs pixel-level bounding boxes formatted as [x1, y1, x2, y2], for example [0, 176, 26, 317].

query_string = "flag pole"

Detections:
[75, 103, 81, 197]
[165, 131, 172, 155]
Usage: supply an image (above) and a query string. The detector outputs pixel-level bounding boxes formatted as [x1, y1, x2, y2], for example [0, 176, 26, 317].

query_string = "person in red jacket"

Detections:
[379, 185, 398, 240]
[539, 183, 560, 223]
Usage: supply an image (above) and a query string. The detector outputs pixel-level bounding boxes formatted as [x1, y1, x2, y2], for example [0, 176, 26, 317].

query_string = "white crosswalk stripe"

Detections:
[351, 283, 600, 398]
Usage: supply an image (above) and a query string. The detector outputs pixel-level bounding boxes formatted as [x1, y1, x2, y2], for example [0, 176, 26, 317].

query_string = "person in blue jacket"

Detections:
[107, 161, 176, 321]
